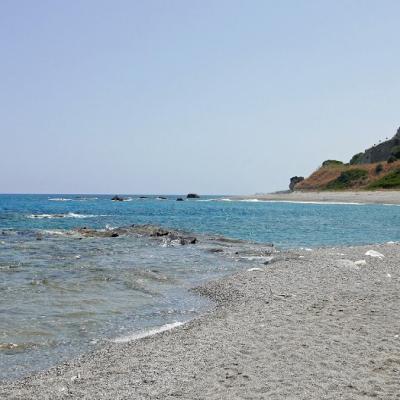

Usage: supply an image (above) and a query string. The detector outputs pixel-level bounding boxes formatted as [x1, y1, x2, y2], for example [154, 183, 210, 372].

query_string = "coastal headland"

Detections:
[1, 243, 399, 399]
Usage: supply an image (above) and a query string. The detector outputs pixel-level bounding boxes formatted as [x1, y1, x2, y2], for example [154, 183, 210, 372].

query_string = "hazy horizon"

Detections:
[1, 1, 399, 194]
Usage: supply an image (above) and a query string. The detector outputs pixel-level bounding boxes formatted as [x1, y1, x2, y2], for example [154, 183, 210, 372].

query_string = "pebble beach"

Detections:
[1, 242, 399, 399]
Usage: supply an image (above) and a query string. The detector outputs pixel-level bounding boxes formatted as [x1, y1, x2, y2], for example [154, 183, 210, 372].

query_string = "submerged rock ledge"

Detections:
[75, 224, 198, 245]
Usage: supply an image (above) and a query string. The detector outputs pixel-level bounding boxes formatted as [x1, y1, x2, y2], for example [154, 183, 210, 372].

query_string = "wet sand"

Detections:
[1, 243, 399, 399]
[235, 190, 400, 204]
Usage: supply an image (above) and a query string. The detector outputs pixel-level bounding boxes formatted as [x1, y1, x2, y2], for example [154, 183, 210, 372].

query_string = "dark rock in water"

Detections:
[74, 224, 198, 245]
[187, 193, 200, 199]
[157, 196, 167, 200]
[127, 225, 169, 237]
[179, 237, 196, 245]
[176, 198, 184, 201]
[168, 233, 197, 245]
[289, 176, 304, 191]
[75, 227, 118, 238]
[139, 196, 148, 199]
[207, 248, 224, 253]
[111, 195, 124, 202]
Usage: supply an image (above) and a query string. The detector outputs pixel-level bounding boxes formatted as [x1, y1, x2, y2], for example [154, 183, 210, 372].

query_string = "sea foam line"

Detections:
[112, 322, 184, 343]
[48, 198, 73, 202]
[28, 212, 102, 219]
[259, 200, 367, 205]
[220, 199, 369, 205]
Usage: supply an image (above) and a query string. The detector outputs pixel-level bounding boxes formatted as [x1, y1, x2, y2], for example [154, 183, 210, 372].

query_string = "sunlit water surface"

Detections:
[1, 194, 399, 379]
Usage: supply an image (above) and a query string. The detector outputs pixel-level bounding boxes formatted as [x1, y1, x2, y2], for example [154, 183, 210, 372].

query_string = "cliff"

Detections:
[350, 127, 400, 164]
[290, 126, 400, 191]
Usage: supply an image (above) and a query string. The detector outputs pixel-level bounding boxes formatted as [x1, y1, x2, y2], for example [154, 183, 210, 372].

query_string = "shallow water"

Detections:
[1, 194, 399, 379]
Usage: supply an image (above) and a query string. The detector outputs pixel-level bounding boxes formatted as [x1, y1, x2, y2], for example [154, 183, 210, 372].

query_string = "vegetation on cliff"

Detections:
[295, 160, 400, 191]
[367, 168, 400, 189]
[325, 169, 368, 190]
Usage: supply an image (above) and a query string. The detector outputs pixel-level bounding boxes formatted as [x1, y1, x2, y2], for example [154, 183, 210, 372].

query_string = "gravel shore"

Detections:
[236, 190, 400, 204]
[1, 243, 400, 399]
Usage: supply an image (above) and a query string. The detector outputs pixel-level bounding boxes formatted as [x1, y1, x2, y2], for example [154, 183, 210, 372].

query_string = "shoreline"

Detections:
[234, 190, 400, 205]
[1, 242, 399, 399]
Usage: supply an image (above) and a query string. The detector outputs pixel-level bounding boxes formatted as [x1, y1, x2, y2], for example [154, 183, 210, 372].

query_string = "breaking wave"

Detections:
[112, 322, 185, 343]
[48, 198, 72, 202]
[28, 212, 100, 219]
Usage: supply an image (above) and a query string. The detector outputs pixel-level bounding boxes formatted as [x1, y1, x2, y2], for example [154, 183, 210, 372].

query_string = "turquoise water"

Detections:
[1, 194, 400, 379]
[2, 194, 400, 247]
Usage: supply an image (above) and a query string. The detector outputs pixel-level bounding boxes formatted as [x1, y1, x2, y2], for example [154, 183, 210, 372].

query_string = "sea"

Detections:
[1, 194, 400, 380]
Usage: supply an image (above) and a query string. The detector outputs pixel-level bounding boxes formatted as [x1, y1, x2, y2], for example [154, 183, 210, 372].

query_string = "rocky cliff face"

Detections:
[354, 127, 400, 164]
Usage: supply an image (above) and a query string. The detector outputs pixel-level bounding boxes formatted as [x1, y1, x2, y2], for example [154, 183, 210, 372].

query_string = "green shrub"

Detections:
[390, 145, 400, 159]
[322, 160, 344, 167]
[375, 164, 384, 174]
[368, 169, 400, 189]
[326, 169, 368, 190]
[387, 155, 397, 164]
[349, 152, 364, 165]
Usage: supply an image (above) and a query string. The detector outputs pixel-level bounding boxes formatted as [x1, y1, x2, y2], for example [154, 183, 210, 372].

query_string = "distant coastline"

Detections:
[234, 190, 400, 205]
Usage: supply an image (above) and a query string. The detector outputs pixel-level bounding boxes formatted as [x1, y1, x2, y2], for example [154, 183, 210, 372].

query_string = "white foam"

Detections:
[28, 213, 55, 219]
[28, 212, 99, 219]
[67, 212, 97, 218]
[112, 322, 184, 343]
[260, 200, 367, 206]
[239, 199, 261, 202]
[219, 198, 367, 205]
[247, 267, 263, 272]
[40, 229, 69, 236]
[221, 198, 261, 202]
[299, 247, 313, 251]
[197, 198, 220, 202]
[48, 198, 72, 201]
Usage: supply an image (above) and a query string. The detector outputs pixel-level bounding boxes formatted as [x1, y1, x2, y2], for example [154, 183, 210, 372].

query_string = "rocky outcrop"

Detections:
[75, 225, 197, 245]
[111, 196, 125, 201]
[187, 193, 200, 199]
[289, 176, 304, 191]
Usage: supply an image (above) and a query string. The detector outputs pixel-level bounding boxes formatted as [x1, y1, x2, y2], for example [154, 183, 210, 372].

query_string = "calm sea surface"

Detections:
[1, 194, 399, 379]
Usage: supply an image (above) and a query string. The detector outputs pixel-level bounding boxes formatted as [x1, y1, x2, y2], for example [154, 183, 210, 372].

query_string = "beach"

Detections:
[236, 190, 400, 205]
[1, 242, 399, 399]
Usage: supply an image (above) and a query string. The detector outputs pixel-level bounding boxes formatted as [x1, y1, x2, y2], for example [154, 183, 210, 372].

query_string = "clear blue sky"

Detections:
[1, 0, 399, 194]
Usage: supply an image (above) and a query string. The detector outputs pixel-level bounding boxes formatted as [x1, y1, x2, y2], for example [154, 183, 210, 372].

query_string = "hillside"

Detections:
[292, 126, 400, 191]
[296, 161, 400, 191]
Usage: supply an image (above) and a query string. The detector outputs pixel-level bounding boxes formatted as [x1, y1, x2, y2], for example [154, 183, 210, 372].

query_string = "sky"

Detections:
[1, 0, 399, 194]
